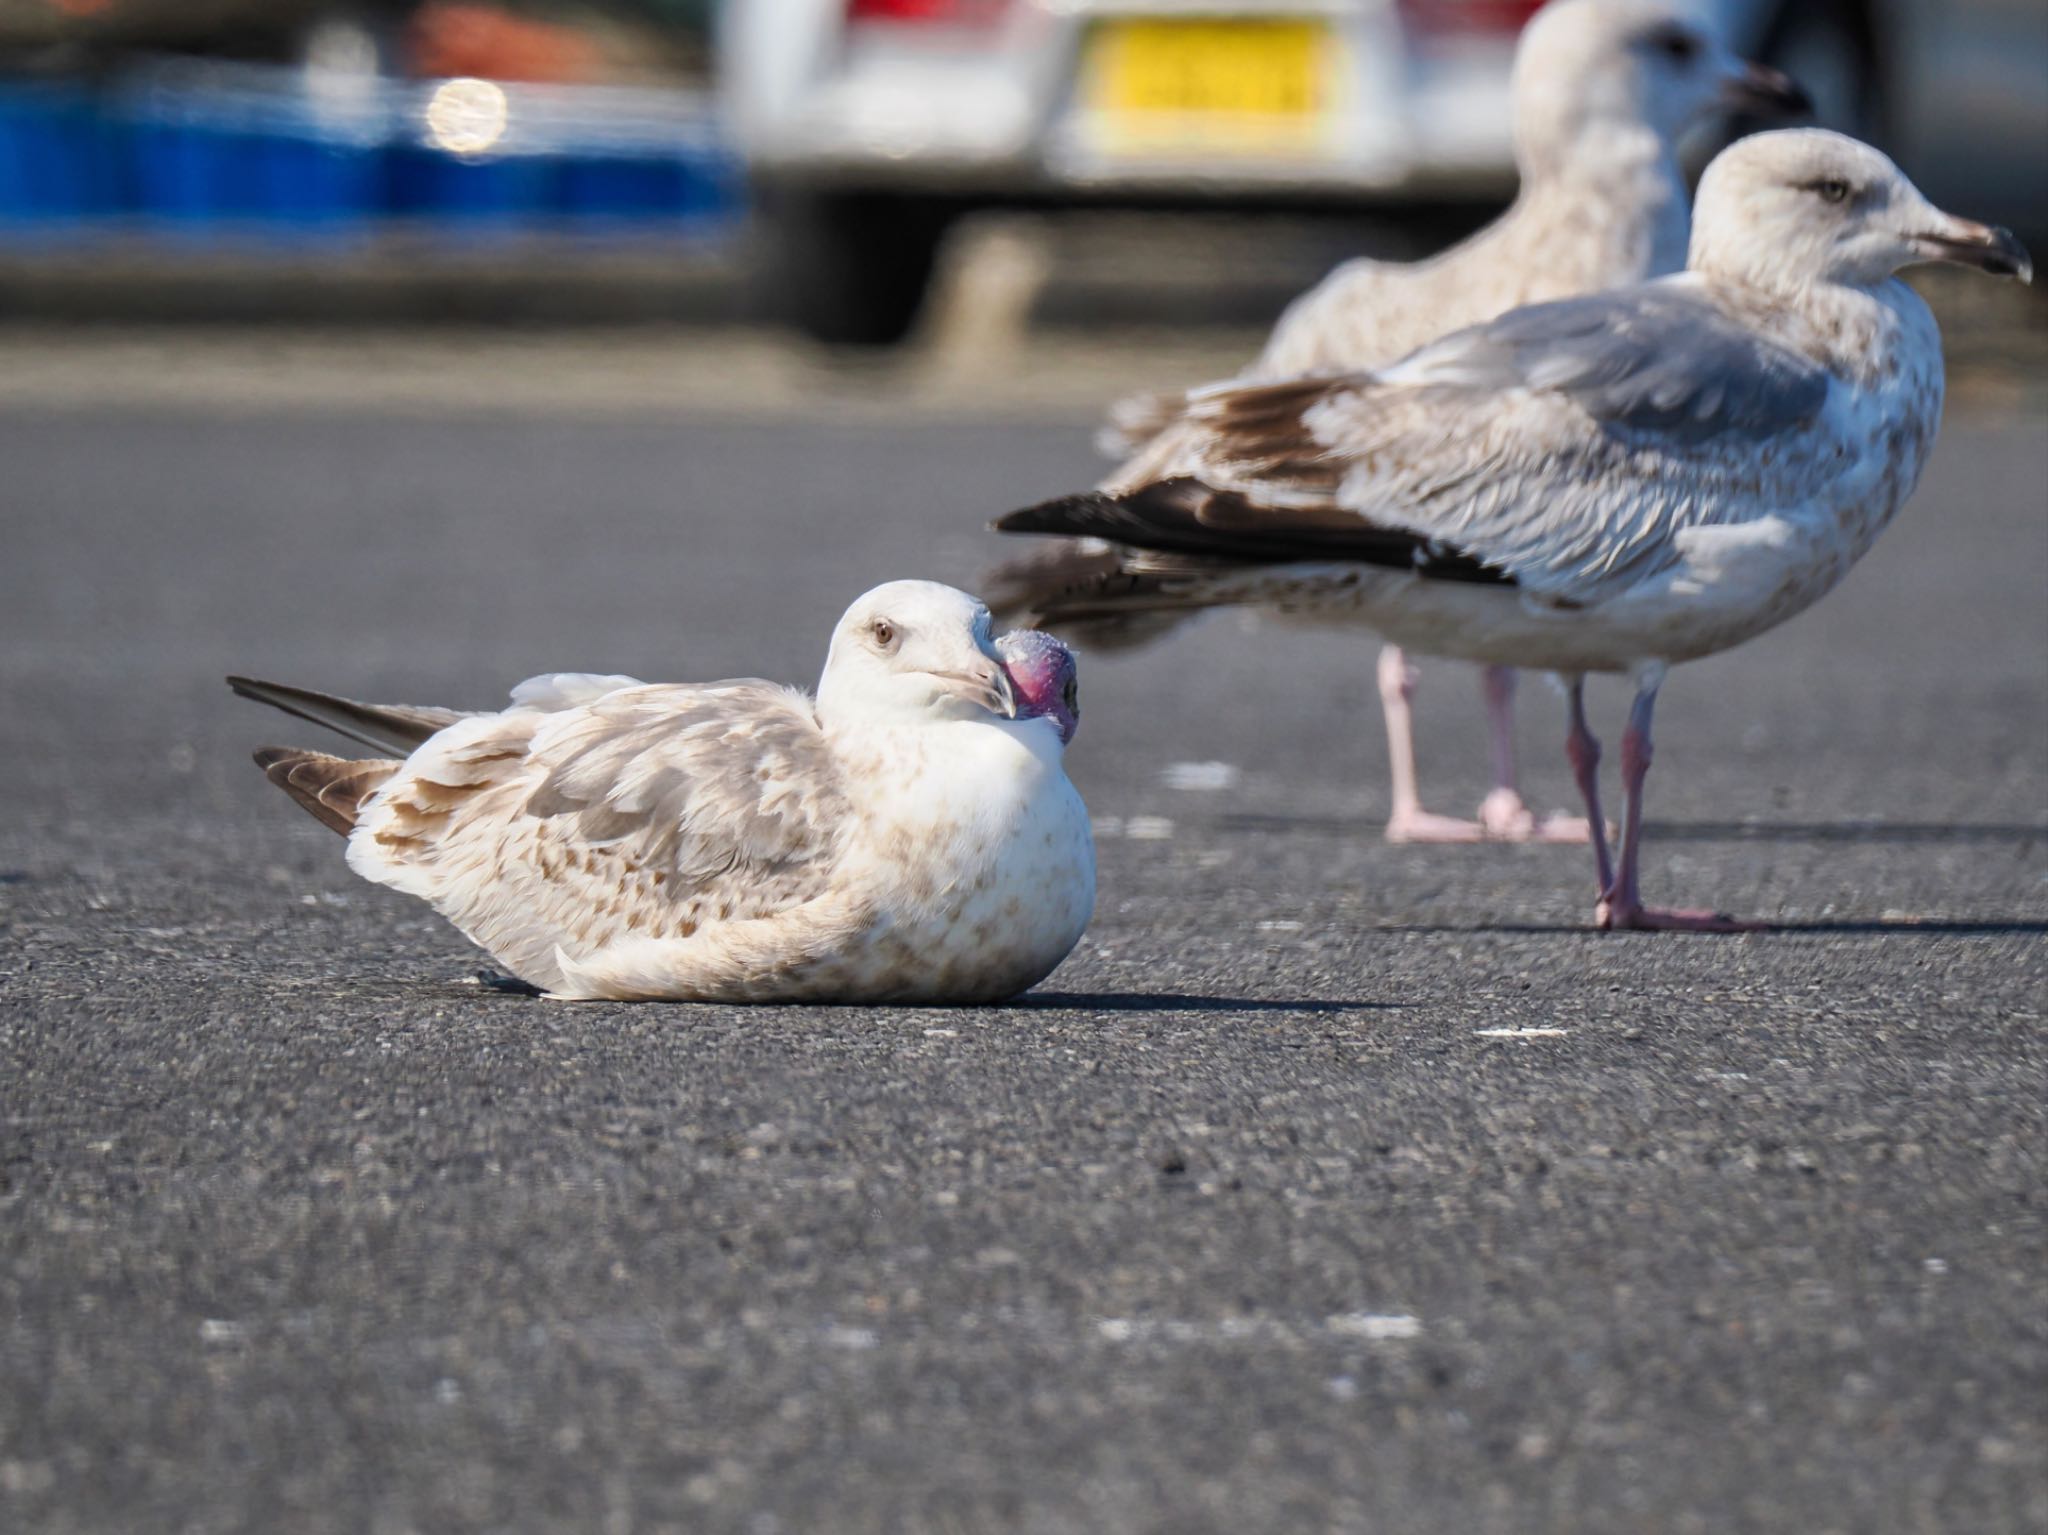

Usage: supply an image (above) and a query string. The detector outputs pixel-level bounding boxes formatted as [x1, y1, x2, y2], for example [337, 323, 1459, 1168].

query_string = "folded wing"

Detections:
[1004, 284, 1840, 611]
[350, 682, 854, 989]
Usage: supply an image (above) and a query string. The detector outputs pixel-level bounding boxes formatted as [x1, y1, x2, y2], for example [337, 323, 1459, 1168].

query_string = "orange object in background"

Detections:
[406, 3, 605, 84]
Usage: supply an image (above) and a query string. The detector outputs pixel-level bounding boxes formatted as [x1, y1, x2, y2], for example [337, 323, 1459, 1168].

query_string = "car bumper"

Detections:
[731, 14, 1519, 204]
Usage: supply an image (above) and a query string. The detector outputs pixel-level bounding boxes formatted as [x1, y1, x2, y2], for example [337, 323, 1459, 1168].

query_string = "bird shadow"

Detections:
[1215, 813, 2045, 846]
[1375, 918, 2048, 937]
[1645, 820, 2045, 846]
[1018, 991, 1398, 1014]
[439, 976, 1396, 1012]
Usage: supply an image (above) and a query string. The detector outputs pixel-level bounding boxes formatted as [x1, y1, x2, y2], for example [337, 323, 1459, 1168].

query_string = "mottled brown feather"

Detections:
[254, 747, 399, 837]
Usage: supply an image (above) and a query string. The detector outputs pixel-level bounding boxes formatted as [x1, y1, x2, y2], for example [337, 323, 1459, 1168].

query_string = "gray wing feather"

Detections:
[1171, 283, 1842, 605]
[1384, 286, 1831, 444]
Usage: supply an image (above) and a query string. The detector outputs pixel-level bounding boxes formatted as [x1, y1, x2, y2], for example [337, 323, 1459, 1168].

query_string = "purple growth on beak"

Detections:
[996, 629, 1080, 746]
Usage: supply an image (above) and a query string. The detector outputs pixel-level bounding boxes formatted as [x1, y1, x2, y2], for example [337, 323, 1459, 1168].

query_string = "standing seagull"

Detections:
[994, 0, 1807, 844]
[993, 130, 2031, 929]
[233, 582, 1096, 1001]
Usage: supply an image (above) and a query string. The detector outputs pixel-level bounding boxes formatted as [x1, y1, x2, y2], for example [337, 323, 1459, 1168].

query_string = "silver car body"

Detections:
[719, 0, 1786, 201]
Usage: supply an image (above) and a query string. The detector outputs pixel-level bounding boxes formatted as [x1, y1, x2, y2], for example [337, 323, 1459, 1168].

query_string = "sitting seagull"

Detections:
[232, 582, 1095, 1001]
[995, 0, 1809, 846]
[993, 130, 2031, 930]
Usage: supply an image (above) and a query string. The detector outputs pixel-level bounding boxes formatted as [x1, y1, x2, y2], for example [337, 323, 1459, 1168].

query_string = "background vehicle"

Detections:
[0, 2, 734, 251]
[718, 0, 2042, 346]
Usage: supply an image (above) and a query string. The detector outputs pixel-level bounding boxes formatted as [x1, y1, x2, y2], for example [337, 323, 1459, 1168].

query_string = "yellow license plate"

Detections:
[1083, 18, 1331, 157]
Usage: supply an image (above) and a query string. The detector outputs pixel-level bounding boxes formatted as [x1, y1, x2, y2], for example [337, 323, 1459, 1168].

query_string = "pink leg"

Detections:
[1564, 677, 1615, 899]
[1379, 645, 1487, 843]
[1594, 680, 1759, 932]
[1477, 666, 1593, 843]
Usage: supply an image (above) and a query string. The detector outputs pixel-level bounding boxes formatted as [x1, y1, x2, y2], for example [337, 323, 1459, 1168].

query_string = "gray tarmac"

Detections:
[2, 397, 2045, 1534]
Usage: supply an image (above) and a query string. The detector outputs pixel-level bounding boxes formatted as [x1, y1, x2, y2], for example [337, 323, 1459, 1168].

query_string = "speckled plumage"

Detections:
[239, 583, 1095, 1002]
[1000, 134, 1966, 676]
[998, 130, 2030, 927]
[988, 0, 1806, 845]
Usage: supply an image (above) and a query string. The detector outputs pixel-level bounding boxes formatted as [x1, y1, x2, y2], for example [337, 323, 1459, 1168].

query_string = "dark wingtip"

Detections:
[252, 745, 295, 772]
[993, 492, 1117, 537]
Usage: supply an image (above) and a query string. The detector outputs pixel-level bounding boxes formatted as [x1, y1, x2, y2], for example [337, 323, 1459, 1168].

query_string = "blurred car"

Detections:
[719, 0, 1894, 344]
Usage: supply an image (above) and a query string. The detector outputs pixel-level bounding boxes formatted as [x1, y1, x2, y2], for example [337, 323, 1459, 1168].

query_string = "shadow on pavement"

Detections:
[1217, 813, 2044, 845]
[1375, 919, 2048, 937]
[1018, 992, 1397, 1013]
[1645, 820, 2046, 844]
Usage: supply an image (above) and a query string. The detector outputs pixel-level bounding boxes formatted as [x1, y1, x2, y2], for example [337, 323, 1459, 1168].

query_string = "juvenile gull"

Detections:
[994, 130, 2031, 929]
[995, 0, 1807, 844]
[233, 582, 1095, 1000]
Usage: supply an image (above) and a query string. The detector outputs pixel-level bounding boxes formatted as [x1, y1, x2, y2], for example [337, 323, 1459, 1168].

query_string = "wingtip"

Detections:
[993, 492, 1113, 537]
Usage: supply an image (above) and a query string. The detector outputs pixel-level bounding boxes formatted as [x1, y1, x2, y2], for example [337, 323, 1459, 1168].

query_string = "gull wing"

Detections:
[1004, 283, 1840, 610]
[351, 682, 855, 990]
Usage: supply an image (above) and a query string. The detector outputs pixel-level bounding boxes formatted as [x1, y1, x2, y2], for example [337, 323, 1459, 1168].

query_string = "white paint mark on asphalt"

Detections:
[1093, 1312, 1422, 1345]
[1475, 1027, 1568, 1039]
[1124, 816, 1177, 840]
[1258, 919, 1304, 932]
[1327, 1312, 1423, 1340]
[1161, 761, 1240, 792]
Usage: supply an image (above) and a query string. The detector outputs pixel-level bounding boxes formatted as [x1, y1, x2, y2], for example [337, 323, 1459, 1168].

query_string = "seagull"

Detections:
[994, 0, 1809, 845]
[232, 581, 1096, 1001]
[993, 129, 2031, 930]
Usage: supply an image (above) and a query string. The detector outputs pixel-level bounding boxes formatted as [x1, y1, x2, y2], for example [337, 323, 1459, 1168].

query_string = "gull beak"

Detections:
[1914, 215, 2034, 283]
[1721, 60, 1812, 118]
[929, 663, 1016, 719]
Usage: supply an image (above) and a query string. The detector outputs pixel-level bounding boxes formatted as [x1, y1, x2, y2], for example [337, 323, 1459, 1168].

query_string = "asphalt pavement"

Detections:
[2, 389, 2044, 1534]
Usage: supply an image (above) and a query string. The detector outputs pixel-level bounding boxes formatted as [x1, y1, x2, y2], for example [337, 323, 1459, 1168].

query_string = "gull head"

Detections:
[1513, 0, 1809, 165]
[1691, 128, 2033, 294]
[816, 580, 1016, 728]
[997, 630, 1080, 747]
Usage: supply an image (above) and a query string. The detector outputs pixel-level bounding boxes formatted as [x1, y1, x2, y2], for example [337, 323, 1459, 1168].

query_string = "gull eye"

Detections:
[1812, 178, 1851, 204]
[869, 618, 897, 652]
[1061, 677, 1078, 714]
[1650, 26, 1699, 63]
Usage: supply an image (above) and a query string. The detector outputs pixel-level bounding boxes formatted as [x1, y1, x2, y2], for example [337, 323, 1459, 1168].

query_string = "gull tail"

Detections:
[252, 748, 400, 837]
[982, 540, 1204, 652]
[984, 493, 1233, 648]
[227, 675, 465, 757]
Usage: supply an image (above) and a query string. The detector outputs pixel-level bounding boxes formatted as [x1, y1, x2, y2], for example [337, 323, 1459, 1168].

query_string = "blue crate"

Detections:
[0, 82, 124, 233]
[386, 141, 557, 230]
[1, 64, 744, 247]
[557, 146, 742, 230]
[117, 63, 387, 242]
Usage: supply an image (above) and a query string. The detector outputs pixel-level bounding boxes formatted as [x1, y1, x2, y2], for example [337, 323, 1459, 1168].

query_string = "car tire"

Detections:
[759, 188, 953, 347]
